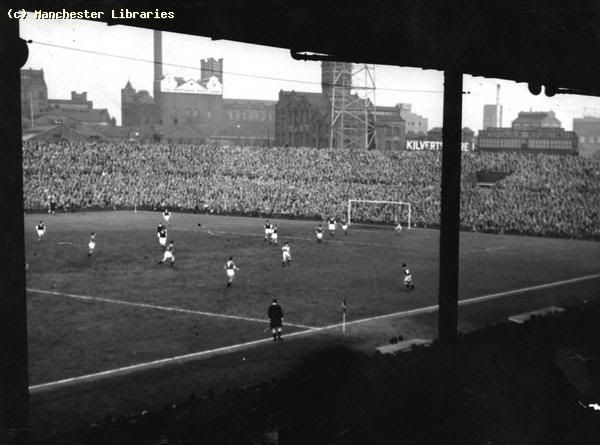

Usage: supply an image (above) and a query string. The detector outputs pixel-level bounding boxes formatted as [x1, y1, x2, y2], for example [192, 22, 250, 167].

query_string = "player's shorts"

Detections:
[316, 233, 323, 240]
[342, 224, 348, 231]
[226, 269, 235, 278]
[270, 320, 283, 329]
[404, 275, 413, 285]
[282, 252, 291, 262]
[328, 224, 335, 231]
[163, 251, 174, 261]
[271, 233, 278, 242]
[88, 242, 95, 250]
[163, 214, 170, 222]
[36, 229, 44, 237]
[159, 237, 167, 246]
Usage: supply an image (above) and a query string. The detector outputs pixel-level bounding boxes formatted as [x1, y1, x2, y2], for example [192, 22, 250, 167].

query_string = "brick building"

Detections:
[275, 91, 330, 148]
[121, 81, 156, 126]
[20, 68, 49, 128]
[121, 33, 276, 145]
[397, 103, 428, 137]
[512, 110, 561, 130]
[375, 106, 405, 150]
[573, 116, 600, 157]
[275, 62, 407, 150]
[477, 127, 577, 154]
[321, 61, 352, 99]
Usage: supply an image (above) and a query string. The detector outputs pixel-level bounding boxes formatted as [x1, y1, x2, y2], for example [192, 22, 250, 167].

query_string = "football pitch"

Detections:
[25, 211, 600, 388]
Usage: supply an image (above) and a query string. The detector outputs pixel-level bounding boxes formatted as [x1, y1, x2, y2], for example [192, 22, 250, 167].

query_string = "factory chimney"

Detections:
[496, 84, 502, 127]
[153, 30, 162, 123]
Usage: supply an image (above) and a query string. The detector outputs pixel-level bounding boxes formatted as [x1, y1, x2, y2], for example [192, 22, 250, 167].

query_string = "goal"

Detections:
[346, 199, 412, 228]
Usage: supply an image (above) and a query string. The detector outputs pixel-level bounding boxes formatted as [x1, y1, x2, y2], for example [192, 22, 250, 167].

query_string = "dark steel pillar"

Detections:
[438, 69, 463, 344]
[0, 16, 30, 445]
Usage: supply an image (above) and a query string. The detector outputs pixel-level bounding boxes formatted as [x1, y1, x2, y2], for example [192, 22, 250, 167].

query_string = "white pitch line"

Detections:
[26, 288, 316, 330]
[28, 272, 600, 392]
[318, 272, 600, 330]
[461, 246, 508, 255]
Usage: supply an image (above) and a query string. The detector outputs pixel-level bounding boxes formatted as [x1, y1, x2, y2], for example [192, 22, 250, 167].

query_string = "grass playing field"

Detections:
[25, 211, 600, 387]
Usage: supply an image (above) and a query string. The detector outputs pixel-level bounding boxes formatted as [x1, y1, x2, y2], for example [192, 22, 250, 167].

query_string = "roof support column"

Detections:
[0, 16, 30, 445]
[438, 68, 463, 344]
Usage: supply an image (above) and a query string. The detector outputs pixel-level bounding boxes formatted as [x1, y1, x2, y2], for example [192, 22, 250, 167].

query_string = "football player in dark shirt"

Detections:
[35, 221, 46, 241]
[264, 220, 273, 242]
[49, 197, 56, 215]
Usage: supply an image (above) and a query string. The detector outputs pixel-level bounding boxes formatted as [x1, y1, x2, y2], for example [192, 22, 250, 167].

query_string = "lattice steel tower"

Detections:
[322, 61, 376, 149]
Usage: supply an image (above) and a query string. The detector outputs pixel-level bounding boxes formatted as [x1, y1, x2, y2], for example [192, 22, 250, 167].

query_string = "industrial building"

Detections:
[477, 111, 578, 154]
[121, 31, 275, 145]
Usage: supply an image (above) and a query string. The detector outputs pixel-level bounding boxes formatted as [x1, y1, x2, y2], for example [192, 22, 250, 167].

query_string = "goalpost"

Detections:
[347, 199, 412, 229]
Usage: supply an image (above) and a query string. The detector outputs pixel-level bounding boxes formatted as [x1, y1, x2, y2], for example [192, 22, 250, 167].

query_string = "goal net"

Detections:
[347, 199, 411, 228]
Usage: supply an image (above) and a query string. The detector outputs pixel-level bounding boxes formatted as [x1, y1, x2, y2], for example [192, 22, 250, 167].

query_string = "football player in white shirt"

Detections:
[264, 220, 273, 242]
[271, 226, 279, 245]
[158, 241, 175, 267]
[163, 208, 171, 224]
[315, 224, 324, 243]
[341, 220, 348, 236]
[281, 242, 291, 266]
[327, 217, 336, 236]
[402, 263, 415, 290]
[225, 256, 240, 288]
[88, 232, 96, 258]
[158, 226, 168, 249]
[35, 221, 46, 241]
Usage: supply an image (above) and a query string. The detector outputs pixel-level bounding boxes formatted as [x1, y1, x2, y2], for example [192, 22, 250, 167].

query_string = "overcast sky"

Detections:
[20, 15, 600, 130]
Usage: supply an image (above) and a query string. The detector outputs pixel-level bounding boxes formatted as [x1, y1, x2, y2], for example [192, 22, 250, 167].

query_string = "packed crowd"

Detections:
[23, 141, 600, 239]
